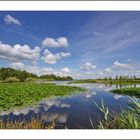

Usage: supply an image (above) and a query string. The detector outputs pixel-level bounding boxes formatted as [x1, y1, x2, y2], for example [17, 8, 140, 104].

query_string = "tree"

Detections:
[40, 74, 73, 81]
[115, 75, 118, 80]
[133, 75, 137, 80]
[119, 76, 123, 80]
[109, 77, 112, 80]
[0, 67, 73, 82]
[0, 68, 38, 82]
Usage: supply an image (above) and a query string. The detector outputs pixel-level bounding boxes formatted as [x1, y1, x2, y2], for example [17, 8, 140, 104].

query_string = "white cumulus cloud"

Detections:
[10, 62, 72, 77]
[0, 41, 40, 62]
[113, 61, 134, 70]
[10, 62, 25, 70]
[4, 15, 21, 26]
[42, 37, 68, 48]
[42, 49, 71, 64]
[60, 52, 71, 57]
[10, 62, 54, 76]
[104, 68, 112, 73]
[61, 67, 70, 73]
[80, 62, 96, 70]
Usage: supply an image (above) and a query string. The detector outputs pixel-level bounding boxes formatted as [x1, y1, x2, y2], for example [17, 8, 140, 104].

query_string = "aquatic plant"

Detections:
[111, 87, 140, 98]
[0, 83, 86, 111]
[96, 98, 140, 129]
[0, 118, 55, 129]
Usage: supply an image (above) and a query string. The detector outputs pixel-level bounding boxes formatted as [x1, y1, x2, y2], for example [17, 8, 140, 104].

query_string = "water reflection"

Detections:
[114, 95, 123, 100]
[0, 82, 140, 129]
[43, 112, 68, 123]
[68, 82, 140, 91]
[86, 92, 96, 98]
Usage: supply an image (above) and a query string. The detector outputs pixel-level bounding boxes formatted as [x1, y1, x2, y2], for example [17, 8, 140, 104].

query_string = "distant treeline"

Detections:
[95, 75, 140, 84]
[100, 75, 140, 80]
[102, 75, 140, 80]
[40, 74, 73, 81]
[70, 75, 140, 84]
[0, 68, 73, 82]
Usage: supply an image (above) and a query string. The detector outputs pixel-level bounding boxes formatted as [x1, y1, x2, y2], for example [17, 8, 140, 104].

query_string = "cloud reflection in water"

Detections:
[42, 112, 68, 123]
[0, 98, 71, 117]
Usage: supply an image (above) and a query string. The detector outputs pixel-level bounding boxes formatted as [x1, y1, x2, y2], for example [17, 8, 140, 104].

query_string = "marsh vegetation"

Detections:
[0, 117, 56, 129]
[0, 83, 85, 111]
[96, 98, 140, 129]
[111, 87, 140, 98]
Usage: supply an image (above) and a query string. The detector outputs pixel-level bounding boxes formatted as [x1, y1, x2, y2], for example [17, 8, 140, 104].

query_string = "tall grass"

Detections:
[96, 98, 140, 129]
[0, 117, 56, 129]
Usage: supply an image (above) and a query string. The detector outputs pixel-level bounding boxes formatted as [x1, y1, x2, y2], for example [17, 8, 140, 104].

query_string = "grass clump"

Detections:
[111, 87, 140, 98]
[96, 98, 140, 129]
[0, 83, 86, 111]
[0, 118, 56, 129]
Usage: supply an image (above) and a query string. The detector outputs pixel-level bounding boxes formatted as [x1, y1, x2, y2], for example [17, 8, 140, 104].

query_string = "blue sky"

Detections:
[0, 11, 140, 79]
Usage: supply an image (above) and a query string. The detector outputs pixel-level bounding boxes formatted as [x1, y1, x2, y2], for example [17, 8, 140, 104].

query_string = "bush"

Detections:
[4, 77, 21, 83]
[26, 77, 37, 82]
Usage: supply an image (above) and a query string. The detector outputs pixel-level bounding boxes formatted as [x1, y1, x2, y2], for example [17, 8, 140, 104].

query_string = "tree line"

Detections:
[0, 68, 73, 82]
[101, 75, 140, 80]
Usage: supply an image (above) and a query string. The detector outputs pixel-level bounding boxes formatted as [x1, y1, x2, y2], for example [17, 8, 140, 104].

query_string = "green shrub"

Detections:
[26, 77, 37, 82]
[4, 77, 21, 83]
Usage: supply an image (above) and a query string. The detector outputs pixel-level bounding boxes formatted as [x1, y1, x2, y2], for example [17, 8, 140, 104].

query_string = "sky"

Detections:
[0, 11, 140, 79]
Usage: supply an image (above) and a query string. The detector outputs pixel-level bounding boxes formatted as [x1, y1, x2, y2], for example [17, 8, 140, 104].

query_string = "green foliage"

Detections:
[0, 83, 85, 111]
[0, 68, 37, 82]
[111, 87, 140, 98]
[97, 98, 140, 129]
[111, 98, 140, 129]
[25, 77, 38, 82]
[95, 99, 109, 122]
[4, 77, 20, 83]
[118, 111, 140, 129]
[40, 74, 73, 81]
[0, 68, 73, 82]
[0, 76, 3, 82]
[68, 79, 96, 84]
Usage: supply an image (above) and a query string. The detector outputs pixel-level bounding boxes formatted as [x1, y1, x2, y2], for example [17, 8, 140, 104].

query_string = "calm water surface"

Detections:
[0, 82, 140, 129]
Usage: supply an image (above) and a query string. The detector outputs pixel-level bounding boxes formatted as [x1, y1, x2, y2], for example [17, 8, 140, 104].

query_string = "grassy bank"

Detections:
[0, 83, 85, 111]
[111, 87, 140, 98]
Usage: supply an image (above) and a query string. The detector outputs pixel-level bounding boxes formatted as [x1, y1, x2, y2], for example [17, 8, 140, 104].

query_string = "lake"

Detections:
[0, 82, 140, 129]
